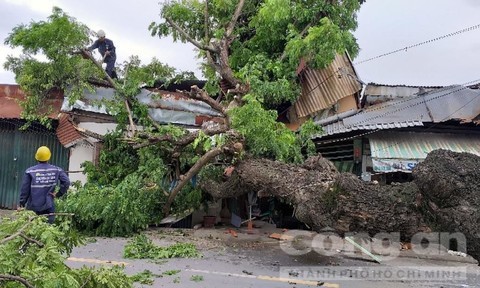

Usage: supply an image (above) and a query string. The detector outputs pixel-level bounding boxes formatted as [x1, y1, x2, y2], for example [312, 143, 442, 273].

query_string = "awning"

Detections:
[369, 132, 480, 172]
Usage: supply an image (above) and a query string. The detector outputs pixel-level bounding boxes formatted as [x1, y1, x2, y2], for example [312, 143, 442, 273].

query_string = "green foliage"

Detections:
[172, 185, 203, 216]
[73, 266, 132, 288]
[129, 270, 162, 285]
[229, 97, 302, 162]
[59, 130, 207, 237]
[124, 234, 200, 259]
[83, 132, 139, 186]
[152, 0, 362, 108]
[56, 175, 163, 237]
[0, 211, 132, 288]
[198, 164, 224, 182]
[119, 56, 176, 89]
[3, 7, 98, 125]
[297, 119, 324, 156]
[190, 275, 204, 282]
[163, 270, 181, 276]
[236, 54, 299, 107]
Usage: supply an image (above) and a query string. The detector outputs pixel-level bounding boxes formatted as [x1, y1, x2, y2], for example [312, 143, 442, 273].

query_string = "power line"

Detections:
[366, 86, 480, 157]
[302, 23, 480, 99]
[347, 79, 480, 127]
[354, 23, 480, 65]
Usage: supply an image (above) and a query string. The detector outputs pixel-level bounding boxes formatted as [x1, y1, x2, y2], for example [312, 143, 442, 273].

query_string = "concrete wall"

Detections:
[68, 122, 118, 184]
[78, 122, 118, 135]
[68, 142, 94, 184]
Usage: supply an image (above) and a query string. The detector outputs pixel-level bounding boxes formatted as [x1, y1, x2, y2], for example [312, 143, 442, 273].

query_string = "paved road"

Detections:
[66, 228, 480, 288]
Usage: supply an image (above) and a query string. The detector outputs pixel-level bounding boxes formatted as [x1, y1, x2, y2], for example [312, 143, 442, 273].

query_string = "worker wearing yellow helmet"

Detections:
[19, 146, 70, 224]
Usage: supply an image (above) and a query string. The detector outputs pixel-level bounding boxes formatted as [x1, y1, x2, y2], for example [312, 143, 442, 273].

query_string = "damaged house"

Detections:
[0, 81, 224, 210]
[285, 54, 480, 184]
[284, 52, 364, 172]
[60, 80, 225, 184]
[314, 83, 480, 183]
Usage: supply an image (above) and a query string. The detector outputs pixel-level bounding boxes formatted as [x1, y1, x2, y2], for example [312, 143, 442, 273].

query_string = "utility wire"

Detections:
[346, 78, 480, 127]
[302, 23, 480, 99]
[365, 85, 480, 157]
[354, 23, 480, 65]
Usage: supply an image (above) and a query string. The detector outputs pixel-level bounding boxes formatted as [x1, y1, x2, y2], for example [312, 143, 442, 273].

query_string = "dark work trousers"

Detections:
[104, 56, 117, 79]
[36, 205, 56, 224]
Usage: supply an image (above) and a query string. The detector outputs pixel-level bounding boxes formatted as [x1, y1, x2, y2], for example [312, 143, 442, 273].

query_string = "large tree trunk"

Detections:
[413, 149, 480, 264]
[200, 155, 426, 238]
[200, 150, 480, 263]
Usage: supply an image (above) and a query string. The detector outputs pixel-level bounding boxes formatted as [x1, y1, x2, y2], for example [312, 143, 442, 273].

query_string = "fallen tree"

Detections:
[201, 155, 426, 238]
[200, 149, 480, 263]
[6, 1, 479, 265]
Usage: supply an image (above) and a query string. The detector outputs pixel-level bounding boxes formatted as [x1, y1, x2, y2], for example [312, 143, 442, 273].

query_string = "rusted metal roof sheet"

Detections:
[62, 87, 224, 127]
[0, 84, 63, 119]
[315, 85, 480, 138]
[294, 53, 362, 118]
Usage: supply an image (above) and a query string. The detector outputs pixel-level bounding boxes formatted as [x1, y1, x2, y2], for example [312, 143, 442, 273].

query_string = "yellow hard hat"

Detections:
[35, 146, 51, 162]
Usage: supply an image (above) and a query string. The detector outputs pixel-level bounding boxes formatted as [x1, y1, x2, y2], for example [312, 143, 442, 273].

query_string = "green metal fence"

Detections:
[0, 123, 68, 209]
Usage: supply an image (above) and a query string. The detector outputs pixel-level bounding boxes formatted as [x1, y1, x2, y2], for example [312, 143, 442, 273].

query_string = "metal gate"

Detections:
[0, 123, 68, 209]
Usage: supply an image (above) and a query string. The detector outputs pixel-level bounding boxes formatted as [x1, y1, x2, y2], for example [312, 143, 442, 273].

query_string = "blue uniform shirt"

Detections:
[19, 163, 70, 212]
[88, 38, 116, 59]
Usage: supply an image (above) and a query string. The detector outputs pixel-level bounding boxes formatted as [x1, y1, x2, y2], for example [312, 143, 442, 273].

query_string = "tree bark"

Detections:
[0, 275, 35, 288]
[413, 149, 480, 264]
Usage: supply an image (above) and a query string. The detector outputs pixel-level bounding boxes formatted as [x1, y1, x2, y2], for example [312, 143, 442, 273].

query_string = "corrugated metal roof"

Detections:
[365, 84, 441, 106]
[366, 82, 445, 89]
[321, 120, 424, 136]
[369, 131, 480, 159]
[62, 87, 224, 127]
[315, 85, 480, 138]
[294, 53, 362, 118]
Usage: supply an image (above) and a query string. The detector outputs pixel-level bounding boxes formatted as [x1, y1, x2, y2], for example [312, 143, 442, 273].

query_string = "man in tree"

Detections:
[19, 146, 70, 224]
[87, 29, 117, 79]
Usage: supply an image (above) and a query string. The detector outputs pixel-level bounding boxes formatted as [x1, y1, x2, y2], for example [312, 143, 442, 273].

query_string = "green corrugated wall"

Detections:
[0, 127, 68, 209]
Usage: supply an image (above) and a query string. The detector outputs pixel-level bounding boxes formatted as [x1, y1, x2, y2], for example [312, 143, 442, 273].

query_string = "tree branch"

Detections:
[133, 134, 173, 149]
[181, 85, 226, 115]
[19, 233, 44, 247]
[1, 213, 74, 245]
[225, 0, 246, 38]
[1, 220, 32, 245]
[133, 125, 228, 149]
[0, 274, 35, 288]
[79, 49, 115, 87]
[124, 99, 136, 137]
[163, 146, 226, 215]
[165, 17, 218, 54]
[179, 125, 230, 146]
[79, 49, 137, 136]
[279, 13, 325, 61]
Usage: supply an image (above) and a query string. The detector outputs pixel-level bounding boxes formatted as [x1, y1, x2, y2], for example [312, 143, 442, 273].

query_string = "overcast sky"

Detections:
[1, 0, 480, 86]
